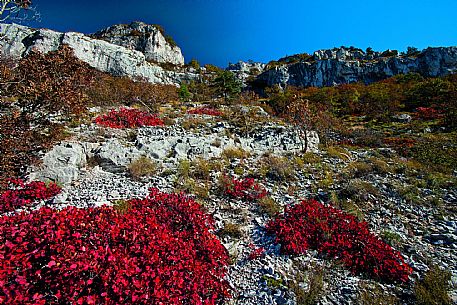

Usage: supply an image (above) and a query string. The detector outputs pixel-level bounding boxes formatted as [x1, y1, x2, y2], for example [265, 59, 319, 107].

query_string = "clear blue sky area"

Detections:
[21, 0, 457, 66]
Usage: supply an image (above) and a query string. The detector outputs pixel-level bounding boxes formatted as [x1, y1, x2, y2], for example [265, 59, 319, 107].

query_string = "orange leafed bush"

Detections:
[0, 46, 94, 188]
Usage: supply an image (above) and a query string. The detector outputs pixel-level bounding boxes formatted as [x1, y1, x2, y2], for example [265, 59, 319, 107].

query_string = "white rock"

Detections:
[0, 23, 198, 85]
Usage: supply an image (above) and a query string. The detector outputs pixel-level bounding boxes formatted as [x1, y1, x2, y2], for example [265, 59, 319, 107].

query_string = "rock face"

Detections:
[256, 46, 457, 88]
[227, 60, 265, 86]
[29, 142, 92, 184]
[92, 21, 184, 66]
[0, 23, 195, 85]
[30, 122, 319, 184]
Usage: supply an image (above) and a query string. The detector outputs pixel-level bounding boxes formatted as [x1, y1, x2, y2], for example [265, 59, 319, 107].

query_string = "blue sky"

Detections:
[22, 0, 457, 66]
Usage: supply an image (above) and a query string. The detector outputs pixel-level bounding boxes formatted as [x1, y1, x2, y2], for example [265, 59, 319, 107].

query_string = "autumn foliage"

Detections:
[0, 46, 94, 188]
[221, 176, 267, 201]
[187, 107, 223, 116]
[267, 199, 412, 283]
[266, 73, 457, 129]
[0, 179, 61, 214]
[94, 107, 164, 128]
[86, 74, 178, 109]
[0, 188, 230, 304]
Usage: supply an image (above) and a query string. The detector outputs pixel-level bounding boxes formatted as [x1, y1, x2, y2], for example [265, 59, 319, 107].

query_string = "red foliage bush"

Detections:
[94, 108, 164, 129]
[0, 179, 61, 214]
[0, 188, 230, 304]
[266, 199, 412, 283]
[383, 137, 417, 148]
[187, 107, 223, 116]
[247, 244, 265, 260]
[221, 176, 267, 201]
[415, 107, 444, 120]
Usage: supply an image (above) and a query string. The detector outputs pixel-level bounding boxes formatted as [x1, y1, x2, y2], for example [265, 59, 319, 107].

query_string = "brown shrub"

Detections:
[128, 156, 158, 180]
[0, 46, 93, 188]
[86, 74, 178, 110]
[414, 265, 452, 305]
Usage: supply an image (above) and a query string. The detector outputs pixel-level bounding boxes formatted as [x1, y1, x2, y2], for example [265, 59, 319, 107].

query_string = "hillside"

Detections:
[0, 23, 456, 305]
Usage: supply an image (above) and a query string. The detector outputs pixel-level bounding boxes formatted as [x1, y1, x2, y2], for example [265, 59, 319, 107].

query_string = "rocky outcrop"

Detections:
[227, 60, 265, 86]
[29, 122, 319, 184]
[0, 23, 197, 85]
[256, 46, 457, 88]
[29, 142, 95, 184]
[92, 21, 184, 66]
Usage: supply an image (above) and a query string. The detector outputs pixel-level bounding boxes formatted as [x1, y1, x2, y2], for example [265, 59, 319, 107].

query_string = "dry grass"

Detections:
[258, 196, 281, 217]
[128, 156, 158, 180]
[222, 147, 250, 160]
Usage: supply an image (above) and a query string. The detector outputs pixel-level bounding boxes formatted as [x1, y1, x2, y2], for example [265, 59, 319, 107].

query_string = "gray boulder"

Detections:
[392, 113, 413, 123]
[29, 142, 91, 184]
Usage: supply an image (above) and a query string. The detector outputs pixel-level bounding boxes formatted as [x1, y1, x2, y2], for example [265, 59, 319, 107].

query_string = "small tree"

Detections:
[284, 95, 311, 152]
[212, 70, 242, 103]
[187, 58, 200, 70]
[406, 46, 420, 57]
[178, 83, 191, 102]
[0, 46, 93, 186]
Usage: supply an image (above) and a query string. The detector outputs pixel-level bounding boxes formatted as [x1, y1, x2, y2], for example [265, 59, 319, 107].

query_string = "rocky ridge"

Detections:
[0, 22, 197, 85]
[255, 46, 457, 88]
[227, 60, 266, 86]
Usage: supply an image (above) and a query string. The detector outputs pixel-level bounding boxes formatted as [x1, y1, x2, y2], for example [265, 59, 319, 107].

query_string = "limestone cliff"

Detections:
[0, 23, 195, 85]
[91, 21, 184, 66]
[255, 46, 457, 88]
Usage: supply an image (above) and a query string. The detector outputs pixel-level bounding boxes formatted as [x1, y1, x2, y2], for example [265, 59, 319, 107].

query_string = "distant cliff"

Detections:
[254, 46, 457, 88]
[0, 22, 196, 85]
[91, 21, 184, 66]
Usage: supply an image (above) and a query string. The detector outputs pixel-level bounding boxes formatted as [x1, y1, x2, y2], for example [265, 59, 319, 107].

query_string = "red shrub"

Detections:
[221, 176, 267, 201]
[266, 199, 412, 283]
[0, 188, 230, 304]
[94, 107, 164, 128]
[0, 179, 61, 214]
[415, 107, 444, 120]
[247, 244, 265, 260]
[383, 137, 417, 148]
[187, 107, 223, 116]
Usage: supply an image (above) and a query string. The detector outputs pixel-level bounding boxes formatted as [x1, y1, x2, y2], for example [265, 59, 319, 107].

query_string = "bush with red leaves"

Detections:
[0, 188, 230, 304]
[0, 179, 61, 214]
[415, 107, 444, 120]
[221, 176, 267, 201]
[247, 244, 265, 260]
[94, 108, 164, 129]
[266, 199, 412, 283]
[187, 107, 223, 116]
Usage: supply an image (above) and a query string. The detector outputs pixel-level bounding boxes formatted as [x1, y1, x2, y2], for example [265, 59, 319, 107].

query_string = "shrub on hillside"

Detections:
[220, 176, 267, 201]
[0, 188, 230, 304]
[86, 74, 178, 109]
[0, 46, 93, 188]
[187, 107, 223, 116]
[414, 265, 452, 305]
[94, 107, 164, 128]
[266, 199, 412, 283]
[0, 179, 61, 214]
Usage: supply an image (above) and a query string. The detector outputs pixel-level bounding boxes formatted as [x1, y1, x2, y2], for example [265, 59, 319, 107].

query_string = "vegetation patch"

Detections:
[0, 189, 230, 304]
[220, 176, 267, 201]
[267, 199, 412, 283]
[94, 108, 164, 129]
[128, 156, 158, 180]
[0, 179, 61, 214]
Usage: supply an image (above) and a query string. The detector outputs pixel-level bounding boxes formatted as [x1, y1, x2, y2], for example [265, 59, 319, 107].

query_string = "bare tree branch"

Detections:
[0, 0, 33, 22]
